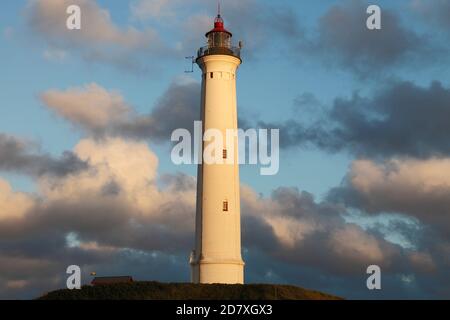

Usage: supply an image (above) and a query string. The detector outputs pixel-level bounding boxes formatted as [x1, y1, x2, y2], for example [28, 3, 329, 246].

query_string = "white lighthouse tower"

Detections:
[190, 11, 244, 284]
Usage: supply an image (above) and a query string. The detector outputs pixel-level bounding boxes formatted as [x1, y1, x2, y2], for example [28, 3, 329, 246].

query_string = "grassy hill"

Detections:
[39, 281, 342, 300]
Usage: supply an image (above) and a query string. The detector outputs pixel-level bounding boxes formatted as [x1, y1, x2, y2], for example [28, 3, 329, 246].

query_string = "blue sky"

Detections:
[1, 0, 450, 299]
[2, 0, 359, 196]
[2, 0, 448, 197]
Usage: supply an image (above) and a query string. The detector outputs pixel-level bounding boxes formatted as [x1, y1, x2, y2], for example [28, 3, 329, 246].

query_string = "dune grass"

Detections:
[39, 281, 342, 300]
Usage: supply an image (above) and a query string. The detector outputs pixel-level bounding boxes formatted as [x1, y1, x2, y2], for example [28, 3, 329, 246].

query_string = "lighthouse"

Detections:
[189, 11, 245, 284]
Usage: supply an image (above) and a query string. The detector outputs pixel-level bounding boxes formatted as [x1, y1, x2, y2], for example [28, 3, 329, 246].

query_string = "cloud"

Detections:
[5, 1, 450, 298]
[118, 80, 201, 141]
[411, 0, 450, 30]
[40, 80, 202, 142]
[25, 0, 170, 71]
[241, 186, 403, 275]
[40, 78, 256, 144]
[23, 0, 444, 76]
[240, 170, 449, 297]
[0, 179, 34, 221]
[26, 0, 158, 49]
[0, 137, 193, 251]
[320, 80, 450, 157]
[1, 133, 448, 298]
[0, 133, 88, 177]
[41, 83, 132, 133]
[265, 81, 450, 158]
[329, 225, 385, 263]
[0, 136, 197, 298]
[296, 0, 429, 76]
[130, 0, 304, 58]
[25, 0, 300, 70]
[209, 0, 304, 56]
[329, 157, 450, 239]
[24, 0, 306, 71]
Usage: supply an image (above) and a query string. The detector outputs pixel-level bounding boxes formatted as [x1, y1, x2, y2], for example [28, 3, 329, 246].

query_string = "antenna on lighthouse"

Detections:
[184, 56, 194, 73]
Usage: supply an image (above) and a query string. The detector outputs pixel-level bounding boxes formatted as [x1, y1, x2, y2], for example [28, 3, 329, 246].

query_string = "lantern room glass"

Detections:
[208, 32, 231, 49]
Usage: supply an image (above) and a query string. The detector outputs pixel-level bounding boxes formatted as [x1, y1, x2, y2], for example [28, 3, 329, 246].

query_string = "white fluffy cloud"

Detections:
[0, 179, 34, 221]
[1, 135, 448, 298]
[39, 138, 160, 210]
[26, 0, 158, 49]
[241, 186, 407, 275]
[39, 80, 201, 141]
[347, 158, 450, 234]
[329, 225, 385, 264]
[0, 136, 197, 298]
[351, 158, 450, 195]
[41, 83, 132, 132]
[25, 0, 170, 72]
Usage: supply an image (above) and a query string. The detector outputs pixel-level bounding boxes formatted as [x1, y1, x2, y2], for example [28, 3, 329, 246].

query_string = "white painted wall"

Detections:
[191, 54, 244, 284]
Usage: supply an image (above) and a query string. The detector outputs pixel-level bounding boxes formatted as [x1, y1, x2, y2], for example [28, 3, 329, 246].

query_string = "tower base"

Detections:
[191, 258, 244, 284]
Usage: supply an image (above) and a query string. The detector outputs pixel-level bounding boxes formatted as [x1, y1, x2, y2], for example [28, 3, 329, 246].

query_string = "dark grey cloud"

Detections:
[118, 81, 201, 141]
[41, 80, 251, 143]
[263, 81, 450, 158]
[296, 0, 430, 76]
[0, 168, 196, 299]
[1, 167, 449, 299]
[174, 0, 305, 60]
[0, 133, 88, 177]
[0, 249, 188, 300]
[327, 159, 450, 241]
[243, 187, 399, 275]
[241, 186, 450, 298]
[219, 2, 304, 58]
[120, 80, 250, 140]
[412, 0, 450, 30]
[159, 172, 196, 192]
[325, 171, 450, 298]
[115, 80, 252, 140]
[243, 248, 442, 300]
[39, 81, 201, 142]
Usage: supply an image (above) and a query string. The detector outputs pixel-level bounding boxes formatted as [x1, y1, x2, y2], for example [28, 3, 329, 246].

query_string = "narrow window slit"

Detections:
[223, 200, 228, 212]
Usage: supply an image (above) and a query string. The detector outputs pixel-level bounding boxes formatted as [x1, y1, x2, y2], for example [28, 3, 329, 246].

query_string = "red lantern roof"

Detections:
[206, 14, 232, 37]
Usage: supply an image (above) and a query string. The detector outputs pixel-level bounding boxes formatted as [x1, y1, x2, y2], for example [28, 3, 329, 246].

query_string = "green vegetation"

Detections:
[39, 281, 342, 300]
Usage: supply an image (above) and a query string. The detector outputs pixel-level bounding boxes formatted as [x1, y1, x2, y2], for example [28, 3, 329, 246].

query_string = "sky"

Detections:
[1, 0, 450, 299]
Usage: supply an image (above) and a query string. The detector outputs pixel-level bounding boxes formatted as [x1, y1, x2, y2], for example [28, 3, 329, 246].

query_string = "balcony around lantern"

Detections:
[197, 45, 241, 60]
[197, 31, 241, 60]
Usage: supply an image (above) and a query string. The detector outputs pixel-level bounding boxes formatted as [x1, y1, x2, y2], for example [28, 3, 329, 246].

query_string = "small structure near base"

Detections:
[91, 276, 134, 286]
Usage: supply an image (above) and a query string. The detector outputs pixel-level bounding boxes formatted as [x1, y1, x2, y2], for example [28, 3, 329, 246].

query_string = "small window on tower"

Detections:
[223, 149, 227, 159]
[210, 72, 214, 79]
[223, 200, 228, 212]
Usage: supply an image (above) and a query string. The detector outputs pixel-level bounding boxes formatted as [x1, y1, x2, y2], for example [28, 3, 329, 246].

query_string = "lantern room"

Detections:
[197, 13, 241, 61]
[206, 14, 232, 48]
